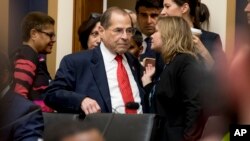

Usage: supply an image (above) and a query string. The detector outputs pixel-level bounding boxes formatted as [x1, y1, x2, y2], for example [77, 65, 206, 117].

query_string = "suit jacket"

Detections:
[145, 54, 204, 141]
[0, 89, 44, 141]
[200, 30, 225, 61]
[200, 30, 228, 116]
[44, 46, 145, 114]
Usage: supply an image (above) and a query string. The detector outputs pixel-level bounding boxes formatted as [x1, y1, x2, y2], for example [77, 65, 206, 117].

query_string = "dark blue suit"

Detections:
[0, 89, 43, 141]
[200, 30, 225, 60]
[44, 46, 145, 113]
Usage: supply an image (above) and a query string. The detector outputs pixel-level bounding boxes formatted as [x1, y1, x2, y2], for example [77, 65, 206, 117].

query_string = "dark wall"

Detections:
[8, 0, 48, 55]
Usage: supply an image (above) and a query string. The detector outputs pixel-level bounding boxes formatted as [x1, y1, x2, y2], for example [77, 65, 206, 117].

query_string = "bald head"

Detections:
[100, 7, 132, 29]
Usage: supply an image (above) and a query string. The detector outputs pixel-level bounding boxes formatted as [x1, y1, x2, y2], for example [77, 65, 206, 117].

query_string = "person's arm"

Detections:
[44, 56, 87, 113]
[13, 107, 43, 141]
[44, 55, 100, 114]
[141, 64, 156, 113]
[13, 57, 38, 98]
[178, 57, 203, 140]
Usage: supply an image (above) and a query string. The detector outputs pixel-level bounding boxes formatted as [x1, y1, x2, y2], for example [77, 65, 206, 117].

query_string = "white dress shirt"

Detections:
[100, 42, 142, 114]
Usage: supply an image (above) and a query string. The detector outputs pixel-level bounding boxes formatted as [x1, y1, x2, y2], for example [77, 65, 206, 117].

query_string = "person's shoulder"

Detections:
[15, 45, 39, 64]
[201, 30, 220, 39]
[63, 49, 94, 61]
[171, 53, 199, 69]
[172, 54, 202, 75]
[174, 53, 196, 63]
[19, 45, 37, 54]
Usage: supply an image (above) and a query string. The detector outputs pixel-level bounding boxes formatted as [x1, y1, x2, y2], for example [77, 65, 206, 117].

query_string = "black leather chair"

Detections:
[42, 113, 164, 141]
[83, 113, 164, 141]
[42, 112, 80, 141]
[42, 112, 79, 126]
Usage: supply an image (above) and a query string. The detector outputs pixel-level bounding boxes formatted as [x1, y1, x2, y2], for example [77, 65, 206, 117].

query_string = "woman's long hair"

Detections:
[158, 16, 198, 63]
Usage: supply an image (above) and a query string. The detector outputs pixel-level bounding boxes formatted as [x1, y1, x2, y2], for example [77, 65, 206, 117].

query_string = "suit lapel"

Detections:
[90, 47, 112, 112]
[125, 53, 145, 105]
[125, 53, 139, 84]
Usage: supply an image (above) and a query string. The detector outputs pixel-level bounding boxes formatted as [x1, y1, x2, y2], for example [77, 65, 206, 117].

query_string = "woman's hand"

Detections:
[141, 64, 155, 87]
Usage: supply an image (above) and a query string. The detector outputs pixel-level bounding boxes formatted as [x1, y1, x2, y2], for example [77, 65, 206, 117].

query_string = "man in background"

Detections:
[135, 0, 162, 61]
[135, 0, 164, 113]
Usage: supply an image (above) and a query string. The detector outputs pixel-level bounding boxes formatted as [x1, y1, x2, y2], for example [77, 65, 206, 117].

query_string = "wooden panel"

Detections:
[47, 0, 58, 78]
[0, 0, 9, 53]
[73, 0, 103, 52]
[225, 0, 236, 59]
[107, 0, 136, 11]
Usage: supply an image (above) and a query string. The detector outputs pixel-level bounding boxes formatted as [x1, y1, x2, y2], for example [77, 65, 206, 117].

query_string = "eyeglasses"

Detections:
[37, 30, 56, 40]
[111, 27, 136, 37]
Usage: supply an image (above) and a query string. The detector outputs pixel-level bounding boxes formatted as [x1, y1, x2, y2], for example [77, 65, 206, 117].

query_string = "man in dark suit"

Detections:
[135, 0, 161, 61]
[0, 51, 43, 141]
[45, 7, 145, 115]
[135, 0, 164, 113]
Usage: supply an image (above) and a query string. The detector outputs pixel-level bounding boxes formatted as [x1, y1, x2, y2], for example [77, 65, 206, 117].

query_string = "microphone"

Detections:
[112, 102, 140, 113]
[125, 102, 139, 110]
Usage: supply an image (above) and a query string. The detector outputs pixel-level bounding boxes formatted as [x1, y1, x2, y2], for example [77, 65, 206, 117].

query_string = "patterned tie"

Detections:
[115, 55, 136, 114]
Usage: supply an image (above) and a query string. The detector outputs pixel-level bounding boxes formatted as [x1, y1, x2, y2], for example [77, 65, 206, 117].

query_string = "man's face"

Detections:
[245, 0, 250, 24]
[100, 13, 134, 55]
[33, 24, 56, 54]
[137, 6, 161, 36]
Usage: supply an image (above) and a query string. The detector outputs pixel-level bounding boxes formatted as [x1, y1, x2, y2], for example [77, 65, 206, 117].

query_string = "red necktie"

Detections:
[115, 55, 136, 114]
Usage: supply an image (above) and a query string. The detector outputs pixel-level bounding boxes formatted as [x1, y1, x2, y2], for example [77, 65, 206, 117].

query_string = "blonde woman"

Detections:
[142, 16, 204, 141]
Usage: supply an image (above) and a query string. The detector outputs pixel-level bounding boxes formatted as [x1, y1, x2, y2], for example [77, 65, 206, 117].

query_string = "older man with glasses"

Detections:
[45, 7, 145, 115]
[12, 11, 56, 112]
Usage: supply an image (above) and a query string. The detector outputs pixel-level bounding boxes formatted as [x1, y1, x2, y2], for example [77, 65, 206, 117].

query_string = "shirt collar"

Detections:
[142, 34, 147, 41]
[100, 42, 126, 62]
